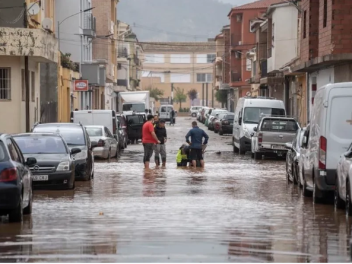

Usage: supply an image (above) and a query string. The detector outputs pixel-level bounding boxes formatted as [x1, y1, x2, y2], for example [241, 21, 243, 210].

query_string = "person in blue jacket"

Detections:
[185, 121, 209, 168]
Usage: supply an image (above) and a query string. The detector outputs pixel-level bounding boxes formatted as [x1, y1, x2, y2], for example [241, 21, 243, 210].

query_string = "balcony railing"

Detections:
[260, 60, 268, 78]
[83, 13, 96, 38]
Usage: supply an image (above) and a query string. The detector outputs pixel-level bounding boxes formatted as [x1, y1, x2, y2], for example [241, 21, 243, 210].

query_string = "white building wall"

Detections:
[0, 57, 40, 133]
[271, 5, 298, 71]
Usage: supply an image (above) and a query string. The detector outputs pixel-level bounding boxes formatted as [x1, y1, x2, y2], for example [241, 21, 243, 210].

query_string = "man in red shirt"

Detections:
[142, 115, 160, 169]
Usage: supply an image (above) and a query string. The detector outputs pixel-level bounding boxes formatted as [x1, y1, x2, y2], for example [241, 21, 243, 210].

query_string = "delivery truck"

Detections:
[117, 91, 151, 116]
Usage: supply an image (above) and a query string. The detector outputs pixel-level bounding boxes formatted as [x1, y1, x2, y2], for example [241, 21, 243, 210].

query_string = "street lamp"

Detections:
[57, 7, 94, 51]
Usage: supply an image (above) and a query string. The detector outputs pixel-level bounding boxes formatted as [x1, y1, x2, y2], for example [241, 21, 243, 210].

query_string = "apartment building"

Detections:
[0, 0, 58, 133]
[140, 41, 220, 110]
[228, 0, 284, 111]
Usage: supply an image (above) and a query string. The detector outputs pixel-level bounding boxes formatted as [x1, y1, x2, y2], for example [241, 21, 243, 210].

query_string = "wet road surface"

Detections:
[0, 117, 351, 262]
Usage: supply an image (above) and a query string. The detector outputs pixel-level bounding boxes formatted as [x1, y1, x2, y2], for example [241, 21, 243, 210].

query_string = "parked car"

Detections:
[125, 114, 145, 144]
[85, 125, 119, 160]
[32, 123, 94, 181]
[285, 127, 306, 185]
[0, 134, 37, 222]
[216, 113, 235, 135]
[116, 113, 128, 148]
[190, 106, 202, 117]
[197, 108, 203, 122]
[210, 112, 228, 132]
[301, 82, 352, 203]
[159, 105, 174, 122]
[233, 97, 286, 155]
[201, 107, 211, 124]
[334, 143, 352, 214]
[13, 133, 80, 190]
[251, 117, 299, 159]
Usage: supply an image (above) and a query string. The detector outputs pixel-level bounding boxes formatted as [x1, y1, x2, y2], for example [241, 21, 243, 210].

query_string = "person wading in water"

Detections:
[142, 115, 160, 169]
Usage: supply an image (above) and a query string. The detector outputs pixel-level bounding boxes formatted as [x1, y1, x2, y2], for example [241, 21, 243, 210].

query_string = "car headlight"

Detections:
[57, 161, 70, 171]
[74, 150, 87, 160]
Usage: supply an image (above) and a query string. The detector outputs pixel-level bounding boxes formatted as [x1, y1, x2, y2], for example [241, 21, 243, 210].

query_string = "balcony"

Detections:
[83, 13, 96, 38]
[81, 63, 106, 87]
[260, 60, 268, 78]
[231, 72, 241, 82]
[0, 27, 58, 63]
[117, 47, 128, 58]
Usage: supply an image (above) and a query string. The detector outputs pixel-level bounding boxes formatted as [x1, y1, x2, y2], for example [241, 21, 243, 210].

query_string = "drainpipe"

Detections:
[24, 2, 30, 132]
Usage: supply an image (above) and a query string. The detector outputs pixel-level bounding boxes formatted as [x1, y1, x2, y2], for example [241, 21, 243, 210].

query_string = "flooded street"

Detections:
[0, 117, 350, 262]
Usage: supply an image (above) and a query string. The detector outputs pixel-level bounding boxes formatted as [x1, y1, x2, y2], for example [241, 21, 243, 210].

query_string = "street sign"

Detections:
[74, 80, 89, 92]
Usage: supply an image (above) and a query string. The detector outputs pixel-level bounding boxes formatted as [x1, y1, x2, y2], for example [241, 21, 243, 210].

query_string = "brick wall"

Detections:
[318, 0, 332, 57]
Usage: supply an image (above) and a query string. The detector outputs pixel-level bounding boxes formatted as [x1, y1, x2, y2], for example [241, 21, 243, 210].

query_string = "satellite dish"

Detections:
[28, 3, 40, 16]
[42, 18, 53, 30]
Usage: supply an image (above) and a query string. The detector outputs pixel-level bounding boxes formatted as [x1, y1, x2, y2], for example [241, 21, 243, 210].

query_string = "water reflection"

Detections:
[143, 168, 167, 197]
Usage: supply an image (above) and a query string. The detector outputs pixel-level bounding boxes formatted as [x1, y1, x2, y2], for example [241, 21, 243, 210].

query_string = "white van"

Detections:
[301, 83, 352, 203]
[71, 110, 117, 139]
[232, 97, 286, 154]
[159, 105, 174, 122]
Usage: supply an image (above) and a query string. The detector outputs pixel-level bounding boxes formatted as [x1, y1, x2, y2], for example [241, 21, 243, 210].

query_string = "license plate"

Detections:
[272, 145, 285, 149]
[32, 175, 48, 181]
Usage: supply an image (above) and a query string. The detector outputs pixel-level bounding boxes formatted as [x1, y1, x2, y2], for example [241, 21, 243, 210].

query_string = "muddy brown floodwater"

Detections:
[0, 117, 351, 262]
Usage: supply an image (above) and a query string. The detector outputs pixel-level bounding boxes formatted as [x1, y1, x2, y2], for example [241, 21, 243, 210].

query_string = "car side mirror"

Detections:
[238, 117, 242, 125]
[26, 157, 37, 166]
[253, 127, 257, 132]
[285, 142, 293, 150]
[90, 141, 98, 150]
[71, 148, 81, 155]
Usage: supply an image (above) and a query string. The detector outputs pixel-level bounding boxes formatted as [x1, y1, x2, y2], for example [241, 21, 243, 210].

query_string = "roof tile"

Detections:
[232, 0, 285, 10]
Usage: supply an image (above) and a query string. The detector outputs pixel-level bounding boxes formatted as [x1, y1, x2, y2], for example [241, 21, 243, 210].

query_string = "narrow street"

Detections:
[0, 117, 350, 262]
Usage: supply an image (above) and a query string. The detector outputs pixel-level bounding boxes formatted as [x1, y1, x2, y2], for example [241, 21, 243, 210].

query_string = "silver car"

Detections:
[334, 142, 352, 215]
[85, 126, 119, 160]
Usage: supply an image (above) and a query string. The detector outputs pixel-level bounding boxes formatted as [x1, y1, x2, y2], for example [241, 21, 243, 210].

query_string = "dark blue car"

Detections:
[0, 134, 37, 222]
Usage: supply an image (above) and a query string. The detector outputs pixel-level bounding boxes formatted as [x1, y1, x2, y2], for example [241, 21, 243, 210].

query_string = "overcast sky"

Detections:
[219, 0, 254, 5]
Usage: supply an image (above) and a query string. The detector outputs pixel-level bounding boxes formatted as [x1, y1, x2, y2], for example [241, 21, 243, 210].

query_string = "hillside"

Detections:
[117, 0, 233, 41]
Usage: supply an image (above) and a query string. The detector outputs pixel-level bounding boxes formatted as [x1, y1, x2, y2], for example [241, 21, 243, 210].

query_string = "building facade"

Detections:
[140, 41, 220, 111]
[0, 0, 58, 133]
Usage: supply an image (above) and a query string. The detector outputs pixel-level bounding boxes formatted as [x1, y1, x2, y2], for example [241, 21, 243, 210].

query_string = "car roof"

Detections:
[85, 125, 104, 128]
[14, 132, 62, 137]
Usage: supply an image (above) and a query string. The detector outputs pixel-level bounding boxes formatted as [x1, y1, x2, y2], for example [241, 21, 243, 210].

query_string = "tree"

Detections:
[187, 89, 198, 106]
[146, 86, 164, 101]
[215, 90, 227, 108]
[174, 87, 187, 110]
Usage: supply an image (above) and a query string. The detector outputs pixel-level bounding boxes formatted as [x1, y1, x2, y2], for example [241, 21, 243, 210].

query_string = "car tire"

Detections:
[254, 152, 261, 160]
[23, 190, 32, 215]
[107, 149, 111, 162]
[239, 143, 246, 155]
[346, 181, 352, 217]
[313, 177, 323, 204]
[296, 164, 302, 188]
[334, 177, 344, 210]
[9, 195, 23, 222]
[251, 152, 254, 159]
[219, 130, 223, 136]
[302, 168, 311, 197]
[293, 165, 298, 185]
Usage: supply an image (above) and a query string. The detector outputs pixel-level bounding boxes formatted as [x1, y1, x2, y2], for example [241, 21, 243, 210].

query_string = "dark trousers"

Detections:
[143, 143, 154, 163]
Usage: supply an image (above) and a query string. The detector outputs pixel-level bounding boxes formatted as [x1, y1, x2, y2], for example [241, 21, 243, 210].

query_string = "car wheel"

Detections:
[214, 129, 218, 134]
[9, 195, 23, 222]
[296, 164, 302, 188]
[251, 152, 254, 159]
[23, 190, 32, 215]
[293, 165, 298, 185]
[334, 177, 344, 209]
[239, 143, 246, 155]
[302, 168, 311, 197]
[346, 181, 352, 216]
[219, 130, 223, 136]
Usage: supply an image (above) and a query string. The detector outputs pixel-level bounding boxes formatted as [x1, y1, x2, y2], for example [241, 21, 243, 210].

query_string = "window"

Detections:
[323, 0, 327, 28]
[14, 136, 68, 154]
[104, 127, 113, 138]
[170, 54, 191, 63]
[86, 127, 103, 137]
[31, 71, 35, 102]
[0, 68, 11, 100]
[170, 73, 191, 83]
[144, 54, 164, 64]
[261, 119, 298, 132]
[246, 59, 252, 71]
[21, 69, 25, 101]
[303, 11, 307, 39]
[196, 73, 213, 83]
[142, 71, 165, 82]
[243, 107, 285, 124]
[196, 54, 216, 63]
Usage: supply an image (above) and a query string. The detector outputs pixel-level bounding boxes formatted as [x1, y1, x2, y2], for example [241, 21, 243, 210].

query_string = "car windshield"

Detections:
[14, 136, 68, 154]
[261, 119, 298, 132]
[85, 127, 103, 137]
[123, 103, 145, 112]
[127, 115, 144, 125]
[33, 126, 85, 146]
[243, 107, 285, 124]
[226, 115, 234, 121]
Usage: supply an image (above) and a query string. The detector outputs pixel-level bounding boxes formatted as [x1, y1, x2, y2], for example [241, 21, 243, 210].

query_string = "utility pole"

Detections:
[202, 83, 205, 106]
[171, 83, 174, 105]
[24, 3, 30, 132]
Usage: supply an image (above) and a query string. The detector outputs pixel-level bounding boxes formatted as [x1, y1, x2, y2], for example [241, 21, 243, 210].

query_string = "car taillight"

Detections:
[122, 126, 126, 129]
[258, 133, 263, 143]
[0, 168, 17, 182]
[319, 136, 327, 170]
[97, 139, 105, 147]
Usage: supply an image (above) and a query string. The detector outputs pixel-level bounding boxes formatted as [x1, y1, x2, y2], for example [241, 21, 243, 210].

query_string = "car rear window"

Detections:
[127, 115, 144, 125]
[226, 115, 234, 120]
[261, 119, 298, 132]
[86, 127, 103, 137]
[14, 136, 68, 154]
[0, 141, 7, 161]
[33, 126, 85, 146]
